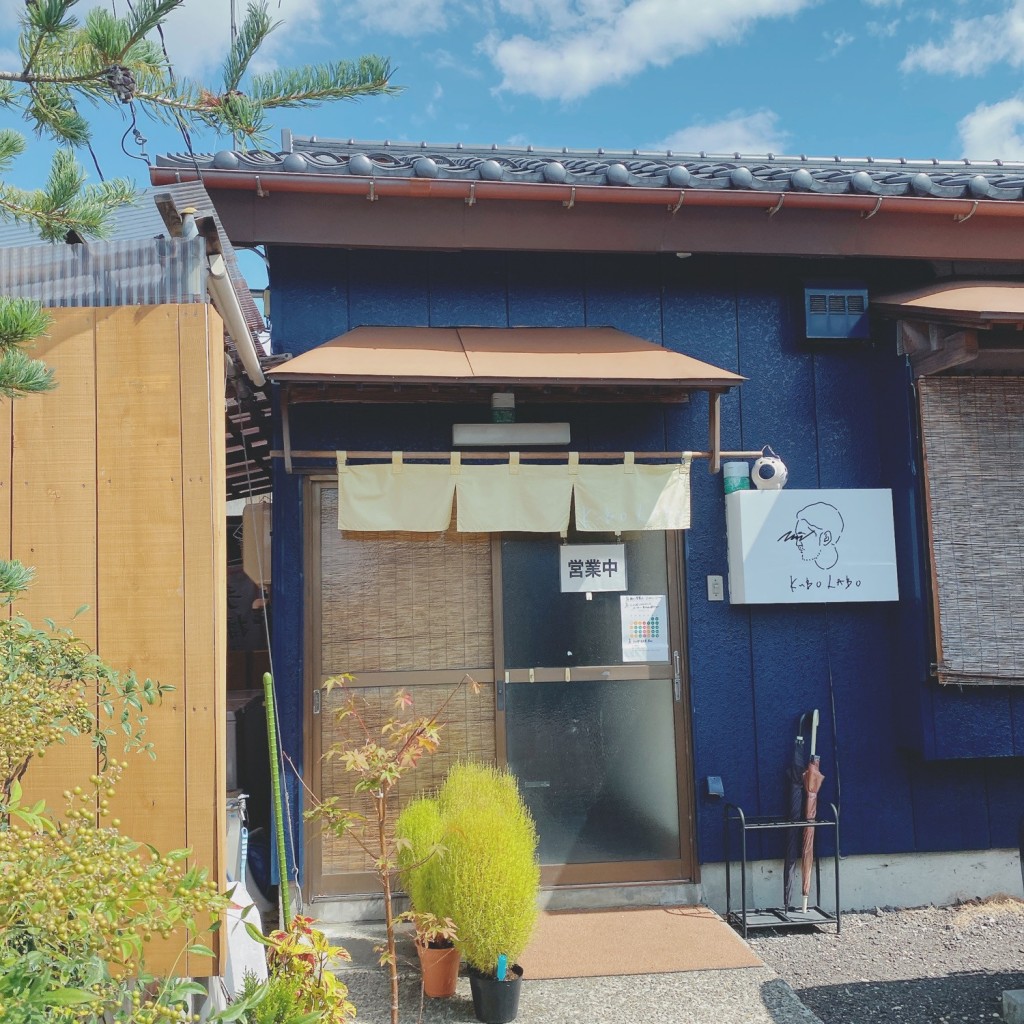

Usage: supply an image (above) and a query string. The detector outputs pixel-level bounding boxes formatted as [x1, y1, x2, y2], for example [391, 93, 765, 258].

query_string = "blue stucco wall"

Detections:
[268, 246, 1024, 871]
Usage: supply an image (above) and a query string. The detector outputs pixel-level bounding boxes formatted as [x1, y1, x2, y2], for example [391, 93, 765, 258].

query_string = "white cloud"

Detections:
[862, 0, 901, 7]
[902, 2, 1024, 76]
[655, 109, 790, 156]
[867, 18, 900, 37]
[958, 97, 1024, 159]
[342, 0, 449, 36]
[487, 0, 815, 101]
[822, 29, 855, 57]
[425, 81, 444, 117]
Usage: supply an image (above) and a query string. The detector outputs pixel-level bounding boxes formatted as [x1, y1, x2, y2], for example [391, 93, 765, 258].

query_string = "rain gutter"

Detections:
[148, 168, 1022, 221]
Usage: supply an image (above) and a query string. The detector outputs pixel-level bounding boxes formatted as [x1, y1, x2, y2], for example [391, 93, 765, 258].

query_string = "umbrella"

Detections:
[801, 710, 825, 914]
[782, 715, 807, 911]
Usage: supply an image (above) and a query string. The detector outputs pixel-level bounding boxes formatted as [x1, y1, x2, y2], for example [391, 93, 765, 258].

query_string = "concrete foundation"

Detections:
[299, 848, 1021, 924]
[701, 848, 1023, 915]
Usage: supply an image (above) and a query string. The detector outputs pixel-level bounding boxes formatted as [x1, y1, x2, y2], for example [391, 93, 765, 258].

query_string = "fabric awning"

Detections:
[872, 281, 1024, 327]
[268, 326, 744, 396]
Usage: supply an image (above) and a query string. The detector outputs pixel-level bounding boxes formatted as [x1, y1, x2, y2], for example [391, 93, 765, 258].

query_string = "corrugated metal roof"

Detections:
[0, 182, 266, 339]
[0, 236, 206, 307]
[150, 133, 1024, 204]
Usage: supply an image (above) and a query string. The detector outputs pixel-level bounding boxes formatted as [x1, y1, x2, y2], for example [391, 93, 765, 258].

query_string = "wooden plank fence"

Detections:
[6, 305, 226, 976]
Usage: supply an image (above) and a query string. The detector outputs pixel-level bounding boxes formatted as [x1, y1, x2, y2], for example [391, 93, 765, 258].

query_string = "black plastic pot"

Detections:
[468, 964, 524, 1024]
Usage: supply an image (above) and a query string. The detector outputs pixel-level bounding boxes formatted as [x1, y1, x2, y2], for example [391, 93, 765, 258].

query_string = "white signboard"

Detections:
[726, 489, 899, 604]
[559, 544, 627, 593]
[620, 594, 670, 662]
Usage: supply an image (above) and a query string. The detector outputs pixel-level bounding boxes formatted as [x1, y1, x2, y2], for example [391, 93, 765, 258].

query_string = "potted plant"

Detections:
[396, 797, 460, 998]
[435, 763, 540, 1024]
[398, 911, 460, 998]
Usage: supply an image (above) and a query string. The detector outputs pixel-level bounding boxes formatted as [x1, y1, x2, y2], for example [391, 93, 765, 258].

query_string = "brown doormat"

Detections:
[518, 905, 763, 980]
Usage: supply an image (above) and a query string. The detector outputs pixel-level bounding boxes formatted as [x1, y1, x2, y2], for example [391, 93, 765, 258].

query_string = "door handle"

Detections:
[672, 650, 682, 702]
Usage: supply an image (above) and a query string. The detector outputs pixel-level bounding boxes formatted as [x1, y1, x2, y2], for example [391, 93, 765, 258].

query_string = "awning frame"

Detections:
[272, 325, 746, 474]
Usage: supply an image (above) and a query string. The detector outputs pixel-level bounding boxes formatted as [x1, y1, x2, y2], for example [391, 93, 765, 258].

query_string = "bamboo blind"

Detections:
[918, 376, 1024, 685]
[317, 489, 496, 876]
[319, 490, 493, 674]
[318, 682, 496, 875]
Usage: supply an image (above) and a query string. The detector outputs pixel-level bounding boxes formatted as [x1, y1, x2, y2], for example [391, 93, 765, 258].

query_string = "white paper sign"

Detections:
[560, 544, 627, 593]
[726, 489, 899, 604]
[620, 594, 670, 662]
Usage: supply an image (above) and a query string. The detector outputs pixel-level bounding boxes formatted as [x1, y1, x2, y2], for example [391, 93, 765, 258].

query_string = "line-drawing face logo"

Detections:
[779, 502, 845, 571]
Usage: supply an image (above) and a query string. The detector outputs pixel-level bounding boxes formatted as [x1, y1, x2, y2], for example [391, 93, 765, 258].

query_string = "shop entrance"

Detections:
[306, 482, 696, 897]
[498, 531, 695, 885]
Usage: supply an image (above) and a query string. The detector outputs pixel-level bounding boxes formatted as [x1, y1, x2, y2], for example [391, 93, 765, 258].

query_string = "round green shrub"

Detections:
[395, 796, 445, 915]
[435, 763, 539, 976]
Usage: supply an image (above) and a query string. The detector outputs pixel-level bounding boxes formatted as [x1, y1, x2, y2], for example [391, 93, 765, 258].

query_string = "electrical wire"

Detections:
[119, 103, 150, 166]
[810, 349, 843, 823]
[86, 141, 106, 182]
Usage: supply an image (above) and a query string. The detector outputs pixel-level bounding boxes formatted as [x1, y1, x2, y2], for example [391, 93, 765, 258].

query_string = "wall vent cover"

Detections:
[804, 285, 870, 339]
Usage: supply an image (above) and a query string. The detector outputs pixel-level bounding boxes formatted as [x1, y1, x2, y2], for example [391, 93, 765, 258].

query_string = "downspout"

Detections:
[181, 207, 266, 388]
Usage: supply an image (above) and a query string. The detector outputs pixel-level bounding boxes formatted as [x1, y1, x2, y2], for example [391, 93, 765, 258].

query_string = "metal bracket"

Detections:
[367, 179, 378, 202]
[954, 200, 979, 223]
[766, 194, 785, 217]
[465, 182, 477, 207]
[861, 197, 884, 220]
[562, 186, 576, 210]
[669, 190, 685, 214]
[312, 688, 322, 716]
[255, 175, 268, 198]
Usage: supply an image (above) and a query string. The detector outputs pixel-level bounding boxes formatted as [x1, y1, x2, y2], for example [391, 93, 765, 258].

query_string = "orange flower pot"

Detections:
[415, 939, 460, 998]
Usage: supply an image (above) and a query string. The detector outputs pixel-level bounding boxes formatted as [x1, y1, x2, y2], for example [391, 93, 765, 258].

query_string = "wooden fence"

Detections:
[0, 305, 226, 975]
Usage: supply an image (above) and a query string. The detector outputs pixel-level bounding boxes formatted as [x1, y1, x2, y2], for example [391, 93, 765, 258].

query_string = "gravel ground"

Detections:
[749, 896, 1024, 1024]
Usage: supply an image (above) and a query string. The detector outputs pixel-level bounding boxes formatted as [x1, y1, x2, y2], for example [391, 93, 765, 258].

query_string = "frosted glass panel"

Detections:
[505, 678, 680, 864]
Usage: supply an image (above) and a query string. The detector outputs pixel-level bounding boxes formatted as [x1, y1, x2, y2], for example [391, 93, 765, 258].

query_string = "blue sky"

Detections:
[2, 0, 1024, 278]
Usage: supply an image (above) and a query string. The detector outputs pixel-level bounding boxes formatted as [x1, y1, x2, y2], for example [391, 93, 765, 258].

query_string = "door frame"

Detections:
[491, 530, 699, 887]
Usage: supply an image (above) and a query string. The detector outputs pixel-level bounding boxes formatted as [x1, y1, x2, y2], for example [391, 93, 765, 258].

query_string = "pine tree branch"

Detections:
[0, 299, 52, 350]
[0, 347, 56, 399]
[249, 57, 400, 109]
[222, 1, 277, 94]
[0, 559, 35, 601]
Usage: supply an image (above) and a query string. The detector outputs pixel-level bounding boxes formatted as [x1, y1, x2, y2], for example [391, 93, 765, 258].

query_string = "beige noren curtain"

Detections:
[572, 453, 692, 531]
[334, 452, 694, 534]
[455, 453, 573, 533]
[336, 452, 456, 532]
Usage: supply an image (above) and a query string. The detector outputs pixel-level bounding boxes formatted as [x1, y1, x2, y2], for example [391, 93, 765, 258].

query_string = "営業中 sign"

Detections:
[559, 544, 627, 593]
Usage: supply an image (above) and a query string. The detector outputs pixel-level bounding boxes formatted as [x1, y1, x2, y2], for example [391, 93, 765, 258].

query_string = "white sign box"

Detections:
[559, 544, 627, 593]
[726, 489, 899, 604]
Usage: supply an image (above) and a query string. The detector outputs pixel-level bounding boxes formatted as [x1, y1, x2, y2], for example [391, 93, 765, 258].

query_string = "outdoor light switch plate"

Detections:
[707, 575, 724, 601]
[706, 776, 725, 799]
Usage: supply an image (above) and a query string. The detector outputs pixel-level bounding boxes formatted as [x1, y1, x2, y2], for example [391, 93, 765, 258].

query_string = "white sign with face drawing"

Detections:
[725, 489, 899, 604]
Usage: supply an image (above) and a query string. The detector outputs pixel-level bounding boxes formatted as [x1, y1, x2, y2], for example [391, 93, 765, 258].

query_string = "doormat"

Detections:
[518, 905, 762, 980]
